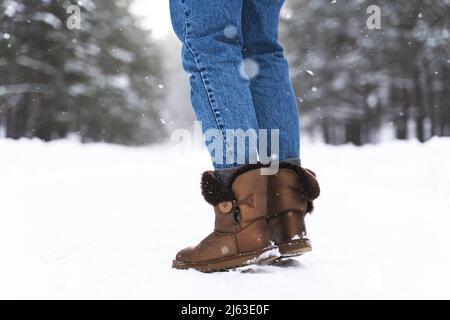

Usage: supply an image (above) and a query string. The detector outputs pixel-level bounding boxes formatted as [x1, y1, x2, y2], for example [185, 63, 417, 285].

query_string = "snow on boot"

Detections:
[172, 166, 280, 272]
[267, 163, 320, 258]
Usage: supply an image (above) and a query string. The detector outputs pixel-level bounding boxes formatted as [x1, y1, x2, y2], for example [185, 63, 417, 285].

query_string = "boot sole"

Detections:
[278, 239, 312, 258]
[172, 247, 280, 273]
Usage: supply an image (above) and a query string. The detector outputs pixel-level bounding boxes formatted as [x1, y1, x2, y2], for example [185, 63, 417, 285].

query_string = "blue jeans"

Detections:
[169, 0, 300, 169]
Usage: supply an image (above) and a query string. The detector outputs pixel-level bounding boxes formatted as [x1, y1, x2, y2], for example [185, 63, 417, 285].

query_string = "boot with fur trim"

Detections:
[267, 163, 320, 258]
[172, 166, 280, 272]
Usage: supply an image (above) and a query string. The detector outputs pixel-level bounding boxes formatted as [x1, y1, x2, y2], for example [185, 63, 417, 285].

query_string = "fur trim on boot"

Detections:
[200, 171, 235, 206]
[200, 164, 263, 206]
[279, 162, 321, 201]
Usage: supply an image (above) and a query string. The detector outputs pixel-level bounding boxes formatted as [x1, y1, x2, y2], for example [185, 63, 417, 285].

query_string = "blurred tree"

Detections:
[281, 0, 450, 145]
[0, 0, 165, 145]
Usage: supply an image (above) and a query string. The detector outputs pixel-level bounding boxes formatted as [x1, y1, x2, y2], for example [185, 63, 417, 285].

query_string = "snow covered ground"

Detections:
[1, 138, 450, 299]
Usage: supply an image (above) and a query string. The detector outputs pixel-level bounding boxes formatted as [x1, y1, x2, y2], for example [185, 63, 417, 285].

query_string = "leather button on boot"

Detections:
[218, 201, 234, 214]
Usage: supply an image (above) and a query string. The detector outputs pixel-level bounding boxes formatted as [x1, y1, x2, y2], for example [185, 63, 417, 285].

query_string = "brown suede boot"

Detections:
[172, 166, 280, 272]
[267, 163, 320, 258]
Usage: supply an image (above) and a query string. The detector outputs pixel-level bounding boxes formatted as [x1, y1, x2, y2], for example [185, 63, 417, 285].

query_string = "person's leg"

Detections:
[169, 1, 320, 272]
[169, 0, 259, 169]
[242, 0, 300, 162]
[169, 0, 283, 272]
[241, 1, 321, 259]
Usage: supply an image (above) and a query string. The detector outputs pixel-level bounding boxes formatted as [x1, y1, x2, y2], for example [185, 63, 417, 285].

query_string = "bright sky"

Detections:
[130, 0, 172, 39]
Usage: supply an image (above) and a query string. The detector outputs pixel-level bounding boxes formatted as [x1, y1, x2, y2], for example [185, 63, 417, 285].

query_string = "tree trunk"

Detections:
[414, 68, 426, 142]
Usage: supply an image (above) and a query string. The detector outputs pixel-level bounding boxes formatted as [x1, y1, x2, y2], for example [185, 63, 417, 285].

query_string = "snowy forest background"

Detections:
[1, 0, 449, 146]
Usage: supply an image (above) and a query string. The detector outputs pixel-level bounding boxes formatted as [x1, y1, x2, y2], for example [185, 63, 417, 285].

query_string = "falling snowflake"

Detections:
[3, 33, 10, 40]
[367, 95, 378, 108]
[224, 25, 238, 39]
[312, 87, 318, 92]
[239, 58, 260, 80]
[418, 12, 423, 19]
[158, 84, 164, 89]
[160, 118, 166, 125]
[306, 69, 314, 76]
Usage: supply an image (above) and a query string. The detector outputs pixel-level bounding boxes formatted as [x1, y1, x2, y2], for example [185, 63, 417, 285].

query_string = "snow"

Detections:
[33, 12, 62, 29]
[224, 25, 238, 39]
[109, 47, 136, 64]
[247, 248, 280, 265]
[239, 58, 260, 80]
[0, 138, 450, 299]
